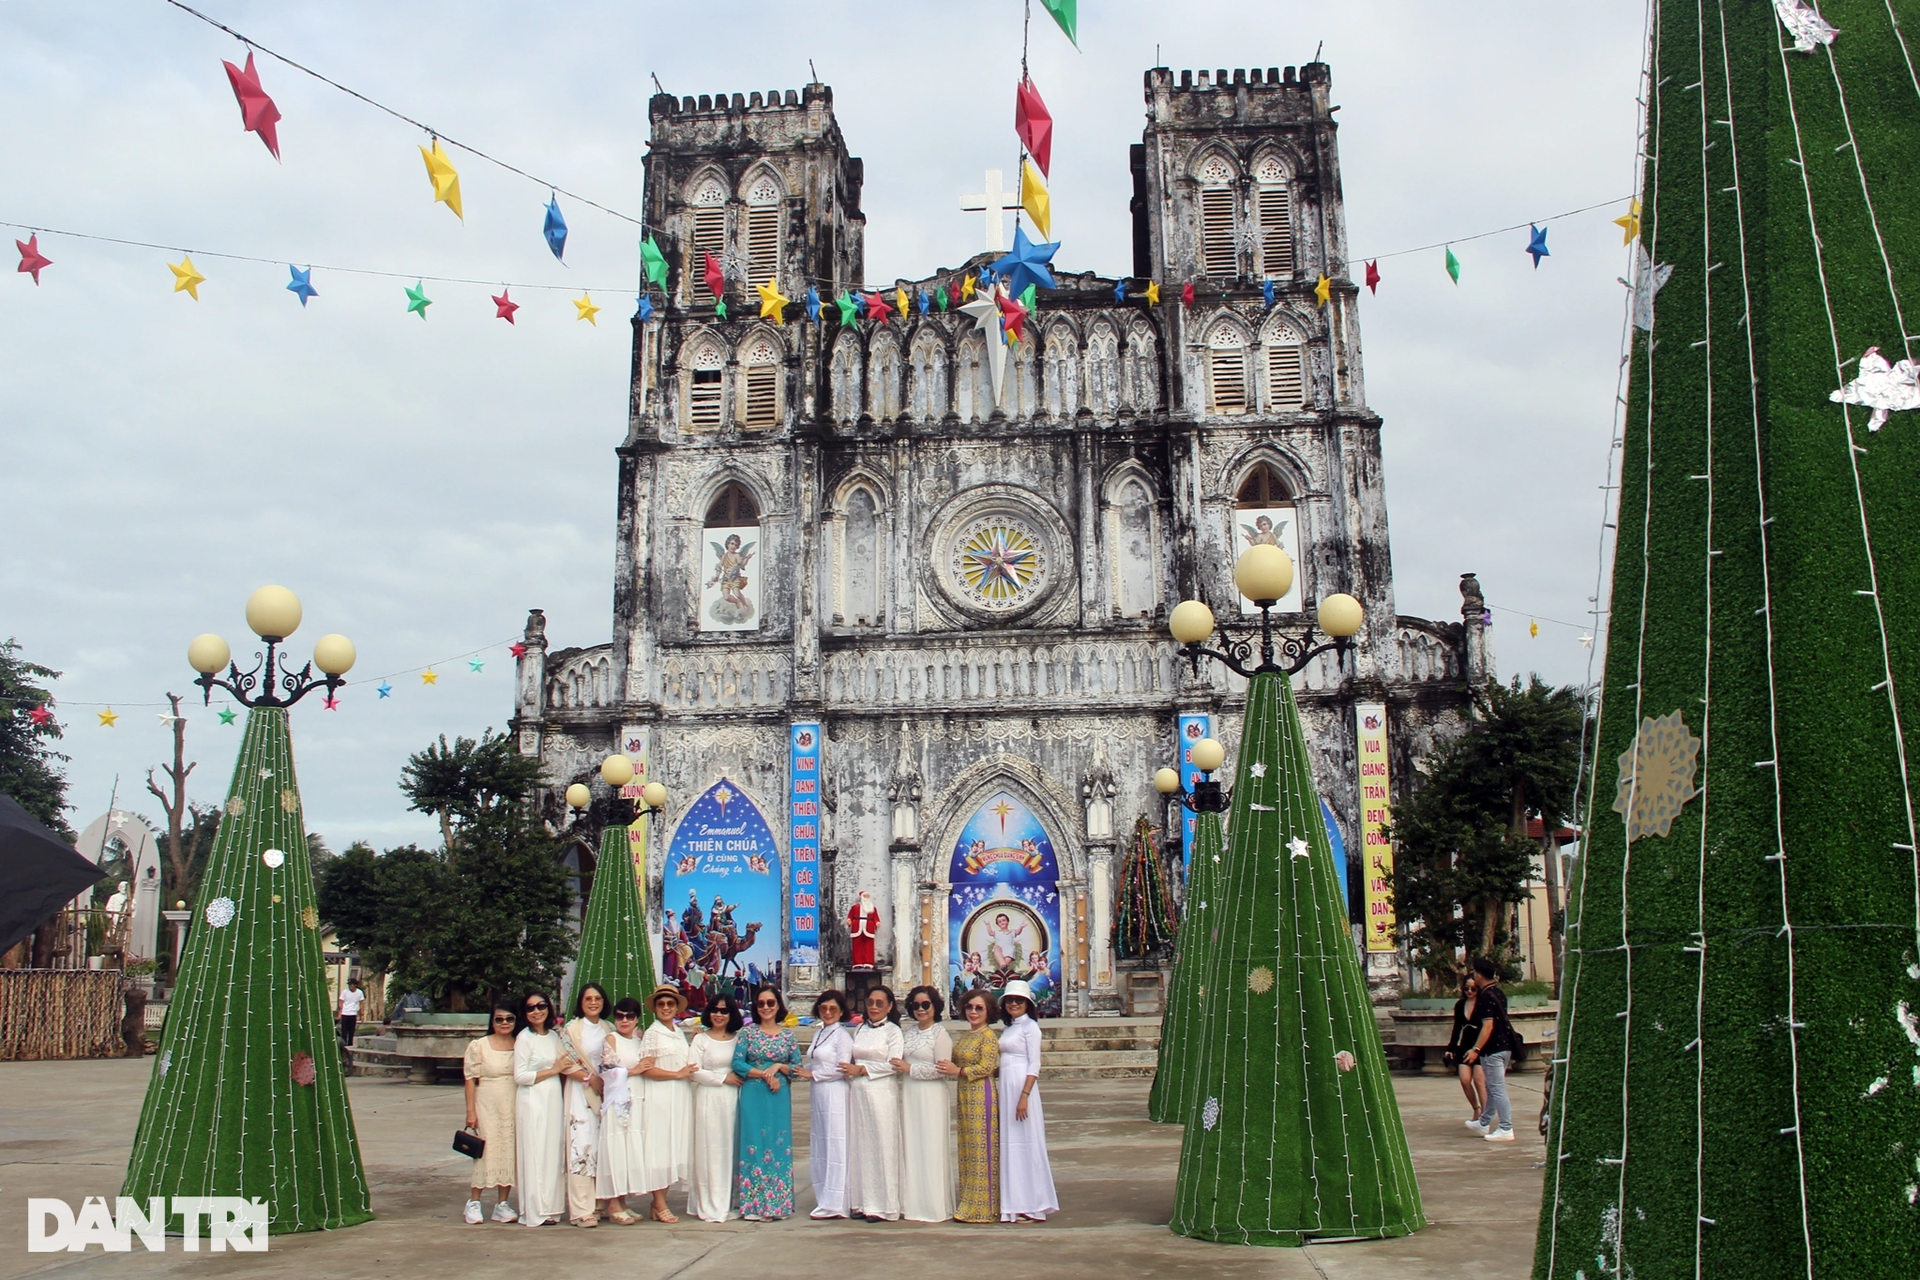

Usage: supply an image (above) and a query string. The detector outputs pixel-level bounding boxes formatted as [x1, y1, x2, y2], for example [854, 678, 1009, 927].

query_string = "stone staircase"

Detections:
[1037, 1017, 1160, 1080]
[344, 1031, 413, 1080]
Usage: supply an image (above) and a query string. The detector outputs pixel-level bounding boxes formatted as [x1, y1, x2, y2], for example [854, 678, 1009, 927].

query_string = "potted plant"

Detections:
[124, 956, 159, 998]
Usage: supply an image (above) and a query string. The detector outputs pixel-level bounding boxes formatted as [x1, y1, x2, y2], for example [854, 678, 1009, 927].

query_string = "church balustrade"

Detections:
[545, 646, 615, 710]
[823, 638, 1174, 708]
[1393, 619, 1464, 683]
[658, 652, 792, 710]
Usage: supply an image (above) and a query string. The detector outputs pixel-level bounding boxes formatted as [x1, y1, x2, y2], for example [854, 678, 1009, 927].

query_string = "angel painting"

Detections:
[1240, 513, 1287, 549]
[704, 533, 758, 626]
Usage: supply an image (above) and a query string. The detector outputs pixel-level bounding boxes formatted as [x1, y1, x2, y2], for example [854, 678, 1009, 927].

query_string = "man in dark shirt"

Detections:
[1463, 956, 1515, 1141]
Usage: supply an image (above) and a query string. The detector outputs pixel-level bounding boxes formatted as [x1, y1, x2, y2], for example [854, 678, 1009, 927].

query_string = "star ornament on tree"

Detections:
[1613, 199, 1642, 246]
[16, 234, 52, 284]
[221, 51, 282, 160]
[492, 288, 519, 323]
[990, 223, 1059, 298]
[1288, 836, 1311, 860]
[1527, 224, 1550, 268]
[287, 265, 318, 306]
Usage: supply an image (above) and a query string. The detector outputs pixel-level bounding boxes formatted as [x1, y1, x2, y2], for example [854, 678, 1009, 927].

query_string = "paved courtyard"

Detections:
[1, 1059, 1544, 1279]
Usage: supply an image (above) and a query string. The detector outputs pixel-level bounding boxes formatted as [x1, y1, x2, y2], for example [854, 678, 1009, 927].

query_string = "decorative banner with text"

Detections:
[1176, 711, 1212, 867]
[618, 725, 653, 905]
[788, 722, 823, 967]
[1354, 701, 1396, 951]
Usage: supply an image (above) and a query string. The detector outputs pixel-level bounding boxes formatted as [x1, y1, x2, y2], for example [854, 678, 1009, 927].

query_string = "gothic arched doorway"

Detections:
[946, 791, 1063, 1016]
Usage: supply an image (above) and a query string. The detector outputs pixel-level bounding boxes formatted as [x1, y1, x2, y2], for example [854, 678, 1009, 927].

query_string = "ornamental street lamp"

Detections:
[1157, 735, 1230, 816]
[186, 585, 354, 707]
[1169, 545, 1364, 679]
[595, 754, 668, 823]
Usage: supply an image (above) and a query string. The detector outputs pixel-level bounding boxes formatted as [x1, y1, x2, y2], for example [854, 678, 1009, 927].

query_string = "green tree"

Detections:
[0, 637, 71, 834]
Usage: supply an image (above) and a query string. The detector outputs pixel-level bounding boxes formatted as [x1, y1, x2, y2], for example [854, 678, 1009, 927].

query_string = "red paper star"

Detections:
[509, 642, 528, 659]
[492, 288, 519, 323]
[16, 234, 51, 284]
[221, 51, 282, 160]
[28, 705, 53, 726]
[1364, 260, 1381, 294]
[1181, 281, 1195, 308]
[703, 252, 726, 302]
[995, 289, 1028, 342]
[323, 694, 340, 710]
[1016, 77, 1053, 177]
[865, 291, 893, 324]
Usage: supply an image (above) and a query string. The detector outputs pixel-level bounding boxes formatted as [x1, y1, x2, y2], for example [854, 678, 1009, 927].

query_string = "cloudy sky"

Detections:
[1, 1, 1646, 850]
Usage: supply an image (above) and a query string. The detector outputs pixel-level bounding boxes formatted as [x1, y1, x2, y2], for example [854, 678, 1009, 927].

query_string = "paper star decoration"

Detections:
[1527, 224, 1550, 268]
[1530, 620, 1540, 637]
[28, 706, 53, 726]
[492, 288, 519, 323]
[641, 235, 669, 287]
[703, 252, 726, 304]
[98, 708, 118, 728]
[1314, 274, 1331, 306]
[469, 658, 485, 673]
[1830, 346, 1920, 431]
[157, 712, 180, 726]
[757, 278, 791, 324]
[996, 288, 1029, 342]
[865, 291, 893, 324]
[1249, 762, 1268, 778]
[1628, 241, 1673, 331]
[990, 223, 1060, 299]
[16, 234, 51, 284]
[222, 51, 282, 160]
[406, 280, 432, 318]
[895, 287, 910, 320]
[960, 273, 977, 301]
[1145, 280, 1160, 306]
[917, 288, 930, 316]
[1287, 836, 1311, 860]
[218, 707, 237, 723]
[543, 194, 568, 261]
[834, 291, 861, 326]
[636, 293, 654, 322]
[936, 284, 950, 312]
[1445, 246, 1460, 284]
[574, 292, 599, 324]
[1016, 77, 1054, 176]
[375, 681, 392, 699]
[805, 286, 821, 322]
[170, 256, 205, 299]
[1040, 0, 1078, 48]
[421, 669, 438, 685]
[1018, 158, 1052, 239]
[1774, 0, 1839, 52]
[420, 138, 463, 219]
[509, 642, 528, 658]
[286, 265, 318, 306]
[1113, 278, 1128, 304]
[322, 694, 340, 711]
[1579, 634, 1595, 649]
[1613, 199, 1642, 246]
[714, 298, 728, 319]
[1180, 281, 1195, 308]
[1262, 277, 1275, 309]
[1364, 260, 1381, 293]
[958, 288, 1008, 407]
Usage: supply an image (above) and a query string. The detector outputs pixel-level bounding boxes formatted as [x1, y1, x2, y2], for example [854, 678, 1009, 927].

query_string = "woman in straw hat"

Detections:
[995, 981, 1058, 1222]
[635, 985, 699, 1222]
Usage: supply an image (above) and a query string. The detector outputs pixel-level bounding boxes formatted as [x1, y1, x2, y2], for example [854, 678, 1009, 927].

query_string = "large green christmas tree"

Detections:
[1148, 809, 1221, 1124]
[1538, 4, 1920, 1275]
[123, 707, 372, 1232]
[569, 817, 659, 1021]
[1170, 672, 1421, 1245]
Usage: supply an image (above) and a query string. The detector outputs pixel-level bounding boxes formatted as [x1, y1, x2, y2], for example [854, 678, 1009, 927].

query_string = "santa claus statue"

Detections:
[847, 890, 880, 969]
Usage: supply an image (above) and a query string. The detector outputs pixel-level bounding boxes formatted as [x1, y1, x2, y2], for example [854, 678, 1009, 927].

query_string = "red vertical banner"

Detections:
[1354, 702, 1396, 952]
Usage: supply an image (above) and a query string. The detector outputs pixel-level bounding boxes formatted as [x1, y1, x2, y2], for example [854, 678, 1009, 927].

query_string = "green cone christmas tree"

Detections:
[1148, 809, 1221, 1124]
[1538, 5, 1920, 1274]
[569, 816, 659, 1019]
[1170, 671, 1421, 1245]
[122, 707, 372, 1233]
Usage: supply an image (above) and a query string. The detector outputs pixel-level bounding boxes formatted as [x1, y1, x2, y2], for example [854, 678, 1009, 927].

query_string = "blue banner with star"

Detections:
[1177, 712, 1212, 867]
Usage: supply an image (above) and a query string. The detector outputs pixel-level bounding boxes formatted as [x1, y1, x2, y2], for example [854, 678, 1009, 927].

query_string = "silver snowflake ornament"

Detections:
[158, 1049, 172, 1077]
[1201, 1096, 1221, 1130]
[1831, 347, 1920, 431]
[204, 896, 236, 928]
[262, 848, 285, 868]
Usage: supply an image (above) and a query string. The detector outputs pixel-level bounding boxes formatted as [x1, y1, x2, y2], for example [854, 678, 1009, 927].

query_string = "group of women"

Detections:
[459, 977, 1059, 1227]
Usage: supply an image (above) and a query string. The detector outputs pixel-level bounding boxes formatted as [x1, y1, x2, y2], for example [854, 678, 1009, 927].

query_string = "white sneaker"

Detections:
[1485, 1126, 1516, 1142]
[492, 1202, 518, 1223]
[464, 1200, 484, 1225]
[1465, 1119, 1490, 1134]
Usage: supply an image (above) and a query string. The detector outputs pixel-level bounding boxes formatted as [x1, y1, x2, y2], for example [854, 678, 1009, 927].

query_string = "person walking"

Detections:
[803, 989, 854, 1219]
[1464, 957, 1517, 1142]
[561, 983, 613, 1227]
[461, 1001, 520, 1224]
[732, 985, 802, 1220]
[996, 981, 1058, 1222]
[895, 985, 955, 1223]
[688, 993, 745, 1222]
[512, 989, 569, 1226]
[1443, 973, 1487, 1122]
[941, 988, 1000, 1224]
[337, 977, 364, 1050]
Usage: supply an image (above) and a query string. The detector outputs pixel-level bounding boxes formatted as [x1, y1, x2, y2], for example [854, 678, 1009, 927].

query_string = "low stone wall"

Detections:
[0, 969, 126, 1060]
[1386, 1000, 1560, 1073]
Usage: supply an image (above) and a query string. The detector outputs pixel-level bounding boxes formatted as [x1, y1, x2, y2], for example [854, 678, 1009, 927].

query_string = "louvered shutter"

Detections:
[689, 371, 723, 429]
[1258, 185, 1294, 276]
[1209, 349, 1247, 414]
[745, 205, 781, 287]
[691, 207, 726, 300]
[743, 364, 778, 426]
[1200, 187, 1237, 277]
[1267, 344, 1305, 410]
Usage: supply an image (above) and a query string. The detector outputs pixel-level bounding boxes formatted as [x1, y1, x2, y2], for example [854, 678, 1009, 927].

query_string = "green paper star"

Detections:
[715, 298, 728, 320]
[834, 291, 861, 325]
[1444, 246, 1460, 285]
[469, 658, 485, 673]
[217, 707, 236, 725]
[936, 284, 949, 312]
[1020, 283, 1038, 311]
[406, 280, 432, 317]
[640, 234, 670, 288]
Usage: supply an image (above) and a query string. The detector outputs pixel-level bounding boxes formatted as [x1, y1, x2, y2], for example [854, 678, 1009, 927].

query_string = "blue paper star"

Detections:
[287, 265, 318, 306]
[1527, 224, 1550, 268]
[989, 224, 1060, 299]
[1113, 278, 1127, 303]
[376, 681, 392, 698]
[806, 286, 821, 323]
[1262, 277, 1275, 309]
[469, 658, 485, 673]
[917, 288, 930, 316]
[543, 194, 568, 261]
[636, 293, 655, 322]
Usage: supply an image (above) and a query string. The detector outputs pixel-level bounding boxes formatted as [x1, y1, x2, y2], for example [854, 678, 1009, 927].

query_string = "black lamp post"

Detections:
[1168, 545, 1365, 679]
[186, 586, 355, 708]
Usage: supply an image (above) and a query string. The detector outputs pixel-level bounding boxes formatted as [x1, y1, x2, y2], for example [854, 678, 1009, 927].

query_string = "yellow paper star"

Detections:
[1145, 280, 1161, 306]
[755, 278, 791, 324]
[1613, 199, 1641, 246]
[960, 273, 976, 301]
[419, 138, 464, 220]
[895, 286, 910, 320]
[169, 256, 205, 299]
[1530, 620, 1540, 637]
[1020, 157, 1052, 240]
[98, 707, 118, 728]
[420, 669, 439, 685]
[574, 292, 601, 324]
[1314, 274, 1331, 306]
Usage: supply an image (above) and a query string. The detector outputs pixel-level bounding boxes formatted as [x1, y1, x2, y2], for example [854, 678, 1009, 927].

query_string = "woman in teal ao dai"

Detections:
[732, 985, 803, 1220]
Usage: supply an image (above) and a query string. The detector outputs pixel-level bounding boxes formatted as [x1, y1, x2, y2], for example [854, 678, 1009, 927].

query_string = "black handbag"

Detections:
[452, 1127, 485, 1159]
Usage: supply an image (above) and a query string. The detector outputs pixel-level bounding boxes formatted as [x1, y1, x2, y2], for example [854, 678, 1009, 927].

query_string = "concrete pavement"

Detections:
[1, 1058, 1544, 1279]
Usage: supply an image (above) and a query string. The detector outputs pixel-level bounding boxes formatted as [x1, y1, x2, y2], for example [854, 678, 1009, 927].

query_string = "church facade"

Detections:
[511, 64, 1490, 1014]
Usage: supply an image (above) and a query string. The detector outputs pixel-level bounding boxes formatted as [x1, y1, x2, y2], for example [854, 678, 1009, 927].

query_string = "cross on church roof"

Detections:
[960, 169, 1020, 254]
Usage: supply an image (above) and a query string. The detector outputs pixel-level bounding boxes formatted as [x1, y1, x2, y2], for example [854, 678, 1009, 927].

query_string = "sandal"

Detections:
[608, 1210, 638, 1225]
[651, 1206, 679, 1224]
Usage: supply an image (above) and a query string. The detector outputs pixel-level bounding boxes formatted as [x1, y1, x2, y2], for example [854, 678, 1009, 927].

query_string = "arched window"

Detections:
[1197, 154, 1238, 278]
[868, 335, 903, 423]
[1043, 327, 1079, 418]
[1085, 324, 1119, 417]
[740, 334, 781, 428]
[837, 486, 883, 627]
[1008, 340, 1038, 419]
[1255, 155, 1294, 278]
[1111, 476, 1158, 618]
[687, 178, 728, 304]
[955, 333, 985, 422]
[909, 332, 949, 422]
[700, 483, 762, 632]
[1125, 324, 1159, 410]
[686, 338, 725, 431]
[1206, 325, 1249, 415]
[830, 333, 862, 424]
[1264, 318, 1308, 412]
[1233, 464, 1301, 614]
[743, 172, 783, 287]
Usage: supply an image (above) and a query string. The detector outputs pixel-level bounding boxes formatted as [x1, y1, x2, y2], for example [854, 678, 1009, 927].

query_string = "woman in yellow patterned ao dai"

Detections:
[942, 988, 1001, 1223]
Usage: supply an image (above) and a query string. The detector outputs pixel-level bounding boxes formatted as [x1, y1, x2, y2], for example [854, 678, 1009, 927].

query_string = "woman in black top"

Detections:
[1442, 974, 1486, 1121]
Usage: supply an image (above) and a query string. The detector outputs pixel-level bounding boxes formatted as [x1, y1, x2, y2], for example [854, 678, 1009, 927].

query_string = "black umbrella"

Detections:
[0, 791, 105, 957]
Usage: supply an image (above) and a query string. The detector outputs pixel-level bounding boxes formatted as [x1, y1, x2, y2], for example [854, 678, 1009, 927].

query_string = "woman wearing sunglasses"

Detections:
[943, 988, 1002, 1223]
[895, 985, 955, 1222]
[688, 993, 746, 1222]
[512, 989, 569, 1226]
[561, 983, 614, 1227]
[844, 985, 906, 1222]
[635, 985, 700, 1222]
[461, 1001, 521, 1224]
[732, 985, 801, 1220]
[593, 997, 655, 1223]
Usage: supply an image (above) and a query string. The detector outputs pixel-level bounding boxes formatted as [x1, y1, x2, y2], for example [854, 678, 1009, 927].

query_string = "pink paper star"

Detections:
[995, 289, 1028, 342]
[221, 51, 282, 160]
[322, 694, 340, 711]
[492, 289, 519, 323]
[28, 705, 53, 726]
[865, 290, 893, 324]
[16, 234, 51, 284]
[509, 642, 528, 658]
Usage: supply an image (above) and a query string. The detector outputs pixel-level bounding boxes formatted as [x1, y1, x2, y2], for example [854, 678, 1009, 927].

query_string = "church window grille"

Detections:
[1264, 320, 1308, 411]
[1206, 327, 1248, 415]
[687, 341, 724, 430]
[744, 176, 783, 287]
[831, 335, 862, 423]
[1237, 464, 1290, 508]
[706, 482, 759, 527]
[742, 336, 780, 427]
[1255, 157, 1295, 278]
[689, 180, 727, 302]
[1198, 156, 1238, 278]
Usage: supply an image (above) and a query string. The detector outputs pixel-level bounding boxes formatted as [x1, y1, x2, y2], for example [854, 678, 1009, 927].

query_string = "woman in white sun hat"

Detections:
[994, 981, 1058, 1222]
